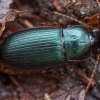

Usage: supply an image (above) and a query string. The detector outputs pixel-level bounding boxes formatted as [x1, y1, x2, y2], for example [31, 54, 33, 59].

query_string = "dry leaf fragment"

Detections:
[0, 0, 26, 36]
[84, 13, 100, 25]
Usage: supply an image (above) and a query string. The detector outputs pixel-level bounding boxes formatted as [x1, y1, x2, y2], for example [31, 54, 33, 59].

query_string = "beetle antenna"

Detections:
[54, 12, 93, 29]
[85, 54, 100, 93]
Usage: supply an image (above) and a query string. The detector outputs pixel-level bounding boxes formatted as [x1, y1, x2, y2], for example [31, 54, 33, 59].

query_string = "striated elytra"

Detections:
[0, 25, 99, 70]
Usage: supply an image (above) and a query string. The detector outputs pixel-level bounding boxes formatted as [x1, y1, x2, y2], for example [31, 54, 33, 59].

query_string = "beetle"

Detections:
[0, 21, 100, 70]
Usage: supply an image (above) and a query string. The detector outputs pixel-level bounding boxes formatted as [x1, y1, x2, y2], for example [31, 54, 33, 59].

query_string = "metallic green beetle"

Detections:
[0, 25, 99, 70]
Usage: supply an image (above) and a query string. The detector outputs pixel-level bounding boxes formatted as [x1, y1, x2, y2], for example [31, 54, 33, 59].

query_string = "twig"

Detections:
[64, 0, 76, 7]
[20, 19, 34, 28]
[53, 0, 62, 12]
[54, 12, 93, 30]
[96, 0, 100, 5]
[71, 65, 95, 87]
[9, 75, 20, 87]
[85, 55, 100, 93]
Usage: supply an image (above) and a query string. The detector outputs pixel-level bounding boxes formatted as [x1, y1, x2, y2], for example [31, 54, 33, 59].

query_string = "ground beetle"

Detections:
[0, 12, 100, 70]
